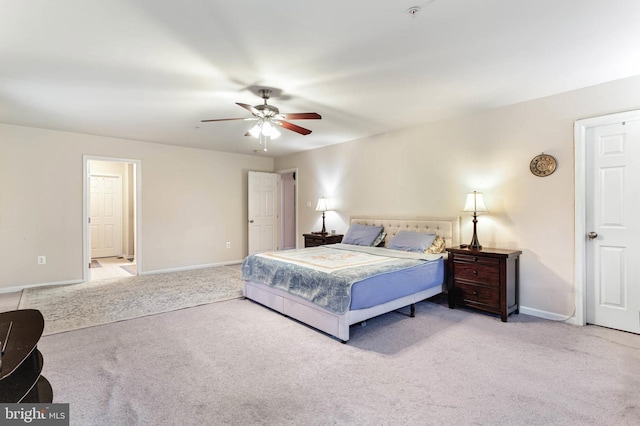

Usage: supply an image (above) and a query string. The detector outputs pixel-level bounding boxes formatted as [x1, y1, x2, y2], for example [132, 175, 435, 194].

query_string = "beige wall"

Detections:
[275, 75, 640, 318]
[3, 75, 639, 312]
[0, 124, 273, 290]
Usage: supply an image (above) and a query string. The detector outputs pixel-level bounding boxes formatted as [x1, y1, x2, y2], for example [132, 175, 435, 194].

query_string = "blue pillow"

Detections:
[342, 224, 384, 246]
[388, 231, 437, 253]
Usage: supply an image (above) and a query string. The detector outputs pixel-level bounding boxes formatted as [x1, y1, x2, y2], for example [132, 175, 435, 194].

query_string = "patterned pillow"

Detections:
[426, 236, 446, 254]
[372, 232, 387, 247]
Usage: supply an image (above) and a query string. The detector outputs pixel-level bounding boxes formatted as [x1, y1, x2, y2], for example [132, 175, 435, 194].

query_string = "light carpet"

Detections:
[38, 299, 640, 425]
[19, 265, 243, 335]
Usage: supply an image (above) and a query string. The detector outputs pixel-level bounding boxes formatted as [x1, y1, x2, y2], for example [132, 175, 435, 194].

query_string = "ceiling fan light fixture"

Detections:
[261, 120, 274, 135]
[268, 126, 281, 140]
[261, 120, 281, 139]
[248, 122, 262, 138]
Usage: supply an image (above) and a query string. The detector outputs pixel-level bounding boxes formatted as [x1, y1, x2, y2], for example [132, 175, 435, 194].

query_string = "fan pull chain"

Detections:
[259, 133, 269, 151]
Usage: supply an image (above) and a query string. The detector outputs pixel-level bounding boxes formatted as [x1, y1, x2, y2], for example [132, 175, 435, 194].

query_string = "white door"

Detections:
[248, 171, 280, 255]
[586, 119, 640, 334]
[90, 175, 123, 258]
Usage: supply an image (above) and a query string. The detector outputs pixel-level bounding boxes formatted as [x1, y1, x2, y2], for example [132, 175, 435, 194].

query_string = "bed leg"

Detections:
[410, 303, 415, 318]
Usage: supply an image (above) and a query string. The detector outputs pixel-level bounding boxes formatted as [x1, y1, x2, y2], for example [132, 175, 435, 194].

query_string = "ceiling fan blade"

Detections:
[236, 102, 261, 116]
[276, 120, 313, 135]
[279, 112, 321, 120]
[200, 117, 256, 122]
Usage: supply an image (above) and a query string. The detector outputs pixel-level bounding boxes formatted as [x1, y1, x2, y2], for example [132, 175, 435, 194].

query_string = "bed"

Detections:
[242, 216, 460, 342]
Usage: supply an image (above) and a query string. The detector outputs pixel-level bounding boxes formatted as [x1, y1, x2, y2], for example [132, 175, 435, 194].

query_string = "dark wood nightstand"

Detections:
[446, 246, 522, 322]
[303, 233, 343, 247]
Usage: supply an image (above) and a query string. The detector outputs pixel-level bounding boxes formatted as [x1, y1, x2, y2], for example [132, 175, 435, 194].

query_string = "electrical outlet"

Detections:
[226, 242, 231, 249]
[37, 256, 46, 265]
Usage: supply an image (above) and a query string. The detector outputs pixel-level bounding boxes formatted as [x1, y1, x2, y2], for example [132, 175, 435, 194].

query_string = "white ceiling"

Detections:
[2, 0, 640, 157]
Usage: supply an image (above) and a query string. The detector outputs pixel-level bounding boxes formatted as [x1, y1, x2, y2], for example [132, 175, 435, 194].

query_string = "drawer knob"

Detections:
[473, 257, 478, 261]
[473, 291, 479, 295]
[473, 270, 478, 274]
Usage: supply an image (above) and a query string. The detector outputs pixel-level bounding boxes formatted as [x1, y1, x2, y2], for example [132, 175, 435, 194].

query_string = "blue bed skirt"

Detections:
[350, 258, 444, 310]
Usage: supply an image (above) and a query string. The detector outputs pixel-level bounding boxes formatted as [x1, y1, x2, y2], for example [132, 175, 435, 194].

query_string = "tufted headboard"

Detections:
[349, 216, 460, 251]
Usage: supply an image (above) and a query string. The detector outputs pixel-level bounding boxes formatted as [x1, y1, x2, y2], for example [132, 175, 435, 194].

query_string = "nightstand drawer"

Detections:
[453, 262, 499, 286]
[305, 236, 324, 246]
[453, 253, 500, 265]
[303, 233, 343, 247]
[454, 282, 499, 308]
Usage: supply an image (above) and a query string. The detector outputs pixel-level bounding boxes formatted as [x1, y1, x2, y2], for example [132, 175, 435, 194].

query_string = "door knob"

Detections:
[588, 232, 598, 240]
[249, 220, 254, 223]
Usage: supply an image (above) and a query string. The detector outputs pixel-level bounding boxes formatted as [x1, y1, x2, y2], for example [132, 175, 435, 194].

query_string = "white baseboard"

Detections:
[0, 278, 84, 295]
[519, 305, 579, 324]
[141, 260, 244, 276]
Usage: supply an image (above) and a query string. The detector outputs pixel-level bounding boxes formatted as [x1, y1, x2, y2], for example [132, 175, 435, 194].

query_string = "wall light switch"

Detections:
[306, 201, 312, 208]
[37, 256, 46, 265]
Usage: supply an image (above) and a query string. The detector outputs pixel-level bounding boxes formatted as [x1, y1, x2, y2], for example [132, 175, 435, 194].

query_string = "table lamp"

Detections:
[315, 197, 330, 234]
[462, 191, 489, 250]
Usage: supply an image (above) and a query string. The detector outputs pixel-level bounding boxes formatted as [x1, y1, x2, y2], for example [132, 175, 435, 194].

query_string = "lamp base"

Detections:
[319, 211, 327, 235]
[468, 214, 482, 250]
[468, 233, 482, 250]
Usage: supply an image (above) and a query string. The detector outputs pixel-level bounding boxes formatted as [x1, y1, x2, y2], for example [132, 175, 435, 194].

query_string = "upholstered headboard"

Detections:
[349, 216, 460, 251]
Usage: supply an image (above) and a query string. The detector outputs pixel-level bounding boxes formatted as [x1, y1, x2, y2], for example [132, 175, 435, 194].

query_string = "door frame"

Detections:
[573, 108, 640, 326]
[83, 155, 142, 281]
[277, 167, 299, 250]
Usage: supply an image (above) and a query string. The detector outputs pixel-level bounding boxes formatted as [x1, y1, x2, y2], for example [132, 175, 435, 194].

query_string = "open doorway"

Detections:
[279, 169, 297, 250]
[83, 156, 142, 281]
[247, 168, 297, 254]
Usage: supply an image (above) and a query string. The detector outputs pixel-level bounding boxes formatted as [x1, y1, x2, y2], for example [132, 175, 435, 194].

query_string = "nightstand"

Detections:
[303, 233, 343, 247]
[446, 246, 522, 322]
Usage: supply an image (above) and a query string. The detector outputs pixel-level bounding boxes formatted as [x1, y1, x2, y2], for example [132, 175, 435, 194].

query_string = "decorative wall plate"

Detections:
[530, 153, 557, 177]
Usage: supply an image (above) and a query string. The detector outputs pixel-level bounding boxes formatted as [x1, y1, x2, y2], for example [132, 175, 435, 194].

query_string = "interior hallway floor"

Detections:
[90, 256, 136, 281]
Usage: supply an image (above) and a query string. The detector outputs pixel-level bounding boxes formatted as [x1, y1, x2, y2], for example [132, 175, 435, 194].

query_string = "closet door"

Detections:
[585, 118, 640, 334]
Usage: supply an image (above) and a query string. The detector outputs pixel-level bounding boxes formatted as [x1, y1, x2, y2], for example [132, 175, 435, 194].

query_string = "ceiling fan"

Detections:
[201, 89, 321, 145]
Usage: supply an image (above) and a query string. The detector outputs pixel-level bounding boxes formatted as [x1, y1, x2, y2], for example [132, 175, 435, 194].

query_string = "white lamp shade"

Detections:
[261, 120, 274, 136]
[462, 191, 489, 213]
[315, 197, 330, 212]
[248, 123, 261, 138]
[249, 120, 281, 140]
[266, 125, 281, 139]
